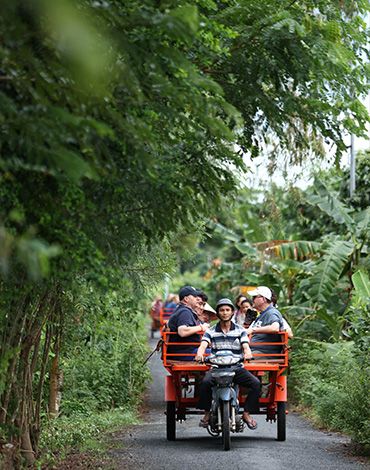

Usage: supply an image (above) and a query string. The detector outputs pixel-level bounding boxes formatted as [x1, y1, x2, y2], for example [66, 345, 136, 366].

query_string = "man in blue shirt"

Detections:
[167, 286, 209, 360]
[245, 286, 284, 357]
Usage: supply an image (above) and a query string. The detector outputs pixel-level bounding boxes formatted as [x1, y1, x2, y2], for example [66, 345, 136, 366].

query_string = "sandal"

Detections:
[199, 417, 210, 428]
[242, 416, 258, 430]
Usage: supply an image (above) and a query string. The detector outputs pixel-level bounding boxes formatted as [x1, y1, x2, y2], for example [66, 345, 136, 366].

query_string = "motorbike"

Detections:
[205, 351, 245, 450]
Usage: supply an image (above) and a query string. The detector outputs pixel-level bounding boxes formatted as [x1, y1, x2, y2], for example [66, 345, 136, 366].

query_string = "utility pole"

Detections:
[349, 133, 356, 198]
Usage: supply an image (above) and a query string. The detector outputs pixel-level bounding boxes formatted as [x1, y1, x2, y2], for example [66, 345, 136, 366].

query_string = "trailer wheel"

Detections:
[222, 401, 231, 451]
[277, 402, 286, 441]
[166, 401, 176, 441]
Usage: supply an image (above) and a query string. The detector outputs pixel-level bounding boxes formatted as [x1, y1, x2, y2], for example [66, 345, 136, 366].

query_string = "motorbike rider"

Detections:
[195, 298, 261, 430]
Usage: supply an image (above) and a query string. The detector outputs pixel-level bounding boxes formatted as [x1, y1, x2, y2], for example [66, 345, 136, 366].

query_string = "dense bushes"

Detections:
[290, 340, 370, 453]
[38, 409, 138, 466]
[61, 305, 150, 414]
[33, 282, 151, 466]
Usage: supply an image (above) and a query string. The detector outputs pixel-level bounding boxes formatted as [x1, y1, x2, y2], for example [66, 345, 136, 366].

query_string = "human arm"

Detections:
[178, 322, 209, 337]
[240, 329, 252, 360]
[195, 339, 210, 362]
[242, 342, 253, 361]
[285, 326, 293, 339]
[246, 321, 280, 335]
[282, 318, 293, 338]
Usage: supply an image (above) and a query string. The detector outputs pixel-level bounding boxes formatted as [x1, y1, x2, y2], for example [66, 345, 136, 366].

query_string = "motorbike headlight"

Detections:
[208, 354, 241, 366]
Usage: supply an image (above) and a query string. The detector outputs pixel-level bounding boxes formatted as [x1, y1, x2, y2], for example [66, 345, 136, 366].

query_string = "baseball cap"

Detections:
[248, 286, 272, 301]
[178, 285, 202, 300]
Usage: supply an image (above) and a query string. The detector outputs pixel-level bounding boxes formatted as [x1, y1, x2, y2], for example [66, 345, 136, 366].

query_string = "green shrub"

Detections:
[290, 340, 370, 453]
[37, 408, 138, 467]
[61, 288, 149, 415]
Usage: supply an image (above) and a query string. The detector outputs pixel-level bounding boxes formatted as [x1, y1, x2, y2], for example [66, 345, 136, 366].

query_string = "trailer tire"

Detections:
[166, 401, 176, 441]
[277, 402, 286, 441]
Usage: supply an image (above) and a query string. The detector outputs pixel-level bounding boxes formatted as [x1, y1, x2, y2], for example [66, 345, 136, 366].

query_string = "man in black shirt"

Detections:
[167, 286, 209, 360]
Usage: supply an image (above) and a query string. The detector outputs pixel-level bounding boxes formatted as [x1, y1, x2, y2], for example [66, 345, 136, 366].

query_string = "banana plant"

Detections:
[206, 181, 368, 339]
[344, 270, 370, 358]
[270, 180, 369, 338]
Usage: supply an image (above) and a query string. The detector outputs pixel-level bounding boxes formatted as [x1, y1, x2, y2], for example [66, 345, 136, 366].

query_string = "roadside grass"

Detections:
[35, 408, 140, 468]
[289, 339, 370, 457]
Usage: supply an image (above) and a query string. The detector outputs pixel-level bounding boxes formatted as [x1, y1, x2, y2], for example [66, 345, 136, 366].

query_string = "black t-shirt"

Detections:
[167, 304, 201, 355]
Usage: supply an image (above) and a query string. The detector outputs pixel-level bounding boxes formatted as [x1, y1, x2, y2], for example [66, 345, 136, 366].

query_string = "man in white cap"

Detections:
[245, 286, 284, 357]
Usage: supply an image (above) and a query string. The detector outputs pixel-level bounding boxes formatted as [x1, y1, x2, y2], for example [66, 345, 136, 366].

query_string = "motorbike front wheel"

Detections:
[222, 401, 231, 451]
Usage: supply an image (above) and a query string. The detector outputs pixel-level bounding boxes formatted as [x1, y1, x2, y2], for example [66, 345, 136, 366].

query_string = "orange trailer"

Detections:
[162, 332, 289, 442]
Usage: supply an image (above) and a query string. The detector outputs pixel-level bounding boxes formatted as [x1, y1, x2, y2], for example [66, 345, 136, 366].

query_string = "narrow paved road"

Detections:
[111, 335, 366, 470]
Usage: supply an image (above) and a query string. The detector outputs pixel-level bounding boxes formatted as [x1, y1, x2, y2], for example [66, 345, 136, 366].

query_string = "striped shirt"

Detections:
[202, 321, 249, 354]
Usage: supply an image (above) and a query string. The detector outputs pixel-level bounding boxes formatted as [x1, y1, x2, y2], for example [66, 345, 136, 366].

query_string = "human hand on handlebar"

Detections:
[243, 350, 253, 361]
[195, 354, 205, 363]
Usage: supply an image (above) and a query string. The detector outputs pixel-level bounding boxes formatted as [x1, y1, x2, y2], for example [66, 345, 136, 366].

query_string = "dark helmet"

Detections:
[215, 298, 235, 313]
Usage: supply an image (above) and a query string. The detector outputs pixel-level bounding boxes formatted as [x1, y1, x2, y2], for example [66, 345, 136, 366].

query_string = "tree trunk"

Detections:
[49, 354, 63, 418]
[49, 306, 63, 418]
[20, 424, 36, 466]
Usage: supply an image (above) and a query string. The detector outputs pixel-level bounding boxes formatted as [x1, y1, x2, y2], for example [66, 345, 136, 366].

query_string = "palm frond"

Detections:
[305, 180, 355, 229]
[354, 207, 370, 238]
[352, 269, 370, 300]
[307, 240, 354, 304]
[264, 240, 321, 260]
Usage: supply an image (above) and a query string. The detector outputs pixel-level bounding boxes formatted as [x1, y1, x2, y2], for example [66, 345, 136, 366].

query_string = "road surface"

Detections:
[110, 334, 367, 470]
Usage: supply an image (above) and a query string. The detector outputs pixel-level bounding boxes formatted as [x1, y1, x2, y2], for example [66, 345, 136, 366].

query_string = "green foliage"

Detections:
[352, 270, 370, 299]
[305, 179, 356, 229]
[1, 0, 370, 464]
[38, 408, 138, 466]
[214, 0, 370, 162]
[271, 240, 321, 260]
[345, 270, 370, 364]
[290, 341, 370, 452]
[340, 151, 370, 210]
[57, 278, 151, 413]
[193, 167, 369, 339]
[303, 239, 354, 304]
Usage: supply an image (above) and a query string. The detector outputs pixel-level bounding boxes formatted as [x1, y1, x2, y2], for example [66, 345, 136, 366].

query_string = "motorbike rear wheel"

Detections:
[222, 401, 231, 451]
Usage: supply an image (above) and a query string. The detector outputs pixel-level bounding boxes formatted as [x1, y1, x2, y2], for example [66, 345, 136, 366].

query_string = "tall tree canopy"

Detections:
[0, 0, 369, 273]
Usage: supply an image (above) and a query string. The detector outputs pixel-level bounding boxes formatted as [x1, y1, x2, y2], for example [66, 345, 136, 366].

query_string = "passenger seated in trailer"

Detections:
[232, 294, 247, 326]
[194, 292, 217, 324]
[245, 286, 284, 359]
[167, 286, 209, 361]
[270, 289, 293, 339]
[238, 297, 258, 328]
[162, 293, 178, 323]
